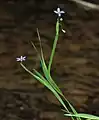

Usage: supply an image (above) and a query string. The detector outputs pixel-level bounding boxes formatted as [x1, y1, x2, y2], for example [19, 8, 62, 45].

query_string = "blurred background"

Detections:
[0, 0, 99, 120]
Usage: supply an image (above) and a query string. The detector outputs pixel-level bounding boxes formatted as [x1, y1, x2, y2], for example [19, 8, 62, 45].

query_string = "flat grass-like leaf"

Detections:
[36, 27, 64, 96]
[21, 62, 69, 111]
[62, 96, 81, 120]
[48, 19, 60, 73]
[64, 113, 99, 120]
[40, 56, 63, 95]
[31, 29, 63, 96]
[21, 63, 53, 91]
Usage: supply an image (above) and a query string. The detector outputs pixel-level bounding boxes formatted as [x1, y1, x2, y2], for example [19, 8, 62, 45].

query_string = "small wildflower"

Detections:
[54, 7, 65, 17]
[16, 56, 26, 62]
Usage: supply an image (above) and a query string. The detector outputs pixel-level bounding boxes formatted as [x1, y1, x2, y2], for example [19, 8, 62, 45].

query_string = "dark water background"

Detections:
[0, 0, 99, 120]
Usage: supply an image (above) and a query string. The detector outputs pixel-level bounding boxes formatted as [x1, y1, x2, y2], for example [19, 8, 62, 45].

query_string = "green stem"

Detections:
[48, 18, 60, 73]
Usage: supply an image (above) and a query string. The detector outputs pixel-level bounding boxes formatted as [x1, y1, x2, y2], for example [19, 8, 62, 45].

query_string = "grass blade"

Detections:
[40, 56, 62, 94]
[62, 96, 81, 120]
[48, 19, 60, 73]
[64, 113, 99, 120]
[20, 63, 53, 92]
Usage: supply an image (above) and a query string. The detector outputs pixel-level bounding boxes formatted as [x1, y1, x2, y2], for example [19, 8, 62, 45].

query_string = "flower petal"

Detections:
[60, 11, 65, 13]
[54, 10, 58, 14]
[57, 7, 60, 12]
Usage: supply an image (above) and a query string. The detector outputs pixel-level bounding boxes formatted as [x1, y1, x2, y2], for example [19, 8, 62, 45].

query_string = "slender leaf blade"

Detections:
[64, 113, 99, 120]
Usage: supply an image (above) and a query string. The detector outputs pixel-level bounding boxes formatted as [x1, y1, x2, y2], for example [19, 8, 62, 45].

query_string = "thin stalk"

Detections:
[48, 18, 60, 73]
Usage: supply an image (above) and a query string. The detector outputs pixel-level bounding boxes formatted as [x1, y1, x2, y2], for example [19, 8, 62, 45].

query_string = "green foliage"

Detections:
[20, 17, 99, 120]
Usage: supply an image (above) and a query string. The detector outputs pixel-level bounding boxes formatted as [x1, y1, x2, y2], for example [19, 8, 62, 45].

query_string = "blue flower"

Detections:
[54, 7, 65, 17]
[16, 56, 26, 62]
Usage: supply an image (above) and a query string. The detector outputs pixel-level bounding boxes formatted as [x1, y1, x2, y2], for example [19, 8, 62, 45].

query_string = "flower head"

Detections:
[16, 56, 26, 62]
[54, 7, 65, 17]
